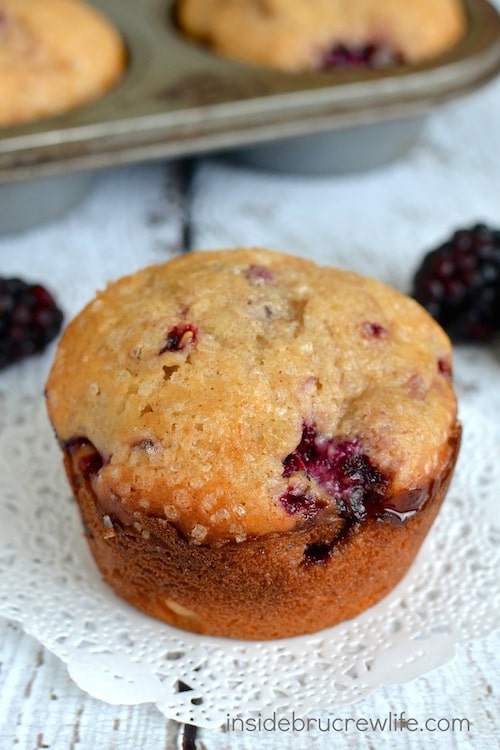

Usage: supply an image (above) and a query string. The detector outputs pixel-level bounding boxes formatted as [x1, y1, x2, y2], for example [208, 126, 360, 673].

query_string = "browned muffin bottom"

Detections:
[176, 0, 466, 73]
[64, 425, 460, 640]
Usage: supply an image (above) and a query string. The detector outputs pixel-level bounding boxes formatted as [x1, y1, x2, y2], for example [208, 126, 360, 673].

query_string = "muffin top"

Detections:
[0, 0, 125, 126]
[46, 249, 458, 544]
[177, 0, 466, 72]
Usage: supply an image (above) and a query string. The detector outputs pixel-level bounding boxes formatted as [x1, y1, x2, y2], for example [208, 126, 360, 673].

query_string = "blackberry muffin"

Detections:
[45, 249, 460, 640]
[0, 0, 125, 127]
[177, 0, 466, 72]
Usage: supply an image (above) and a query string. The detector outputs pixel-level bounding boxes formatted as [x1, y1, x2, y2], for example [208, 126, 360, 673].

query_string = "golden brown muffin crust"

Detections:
[46, 249, 458, 545]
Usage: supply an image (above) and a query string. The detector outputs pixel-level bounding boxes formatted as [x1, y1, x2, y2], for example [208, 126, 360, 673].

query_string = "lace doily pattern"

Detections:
[0, 404, 498, 728]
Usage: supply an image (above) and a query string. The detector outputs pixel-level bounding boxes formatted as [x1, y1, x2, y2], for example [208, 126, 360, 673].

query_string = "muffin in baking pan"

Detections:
[0, 0, 125, 127]
[45, 249, 460, 640]
[177, 0, 467, 72]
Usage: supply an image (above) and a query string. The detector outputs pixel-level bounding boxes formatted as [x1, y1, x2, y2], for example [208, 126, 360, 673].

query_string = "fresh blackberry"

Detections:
[0, 278, 63, 370]
[412, 224, 500, 343]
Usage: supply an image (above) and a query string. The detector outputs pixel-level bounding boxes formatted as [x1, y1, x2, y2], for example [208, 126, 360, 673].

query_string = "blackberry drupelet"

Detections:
[412, 224, 500, 343]
[0, 278, 63, 370]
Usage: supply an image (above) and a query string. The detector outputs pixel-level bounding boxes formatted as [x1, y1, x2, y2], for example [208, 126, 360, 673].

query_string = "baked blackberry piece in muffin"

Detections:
[46, 249, 460, 639]
[177, 0, 466, 72]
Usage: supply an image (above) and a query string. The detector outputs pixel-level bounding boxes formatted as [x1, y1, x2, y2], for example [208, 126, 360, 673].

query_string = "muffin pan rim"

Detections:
[0, 0, 499, 182]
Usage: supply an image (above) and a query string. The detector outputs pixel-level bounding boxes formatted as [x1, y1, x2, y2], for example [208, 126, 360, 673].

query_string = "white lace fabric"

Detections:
[0, 403, 498, 729]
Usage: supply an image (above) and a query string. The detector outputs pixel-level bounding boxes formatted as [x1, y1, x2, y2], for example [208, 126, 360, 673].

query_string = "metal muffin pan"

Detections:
[1, 0, 500, 231]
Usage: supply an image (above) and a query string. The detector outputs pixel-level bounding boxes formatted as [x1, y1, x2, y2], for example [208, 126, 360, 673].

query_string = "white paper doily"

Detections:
[0, 403, 498, 729]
